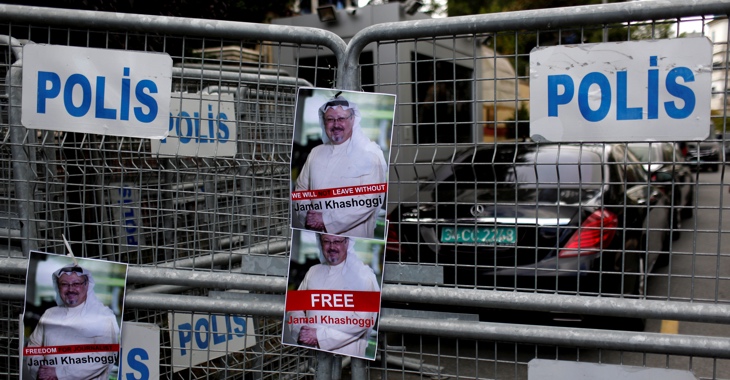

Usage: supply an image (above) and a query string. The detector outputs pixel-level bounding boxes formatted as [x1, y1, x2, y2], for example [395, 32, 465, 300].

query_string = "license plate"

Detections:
[440, 226, 516, 245]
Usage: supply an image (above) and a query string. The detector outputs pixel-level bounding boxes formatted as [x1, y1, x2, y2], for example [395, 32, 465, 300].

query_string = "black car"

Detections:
[685, 141, 722, 172]
[387, 143, 671, 298]
[627, 142, 695, 237]
[716, 133, 730, 162]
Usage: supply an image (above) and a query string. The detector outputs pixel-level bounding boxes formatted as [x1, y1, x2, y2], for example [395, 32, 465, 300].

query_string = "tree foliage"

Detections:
[447, 0, 622, 17]
[1, 0, 295, 59]
[445, 0, 682, 76]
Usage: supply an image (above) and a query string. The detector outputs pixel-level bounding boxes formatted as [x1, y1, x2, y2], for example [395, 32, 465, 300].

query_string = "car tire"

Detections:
[595, 252, 647, 331]
[600, 251, 644, 296]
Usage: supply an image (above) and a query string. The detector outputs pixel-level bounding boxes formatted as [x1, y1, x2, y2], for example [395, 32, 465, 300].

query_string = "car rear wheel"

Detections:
[626, 253, 648, 330]
[623, 252, 646, 296]
[595, 252, 647, 331]
[599, 251, 645, 296]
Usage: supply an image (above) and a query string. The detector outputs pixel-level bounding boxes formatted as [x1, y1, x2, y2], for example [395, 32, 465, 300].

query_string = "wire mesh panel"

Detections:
[353, 5, 730, 379]
[370, 333, 730, 380]
[1, 2, 730, 380]
[83, 78, 298, 266]
[0, 6, 347, 378]
[372, 11, 730, 299]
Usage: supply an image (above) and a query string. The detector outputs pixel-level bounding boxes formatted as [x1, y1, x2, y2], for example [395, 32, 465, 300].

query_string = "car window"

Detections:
[666, 144, 685, 162]
[609, 144, 648, 184]
[440, 147, 605, 187]
[656, 143, 681, 162]
[624, 161, 648, 183]
[508, 147, 604, 188]
[434, 146, 603, 204]
[628, 144, 660, 162]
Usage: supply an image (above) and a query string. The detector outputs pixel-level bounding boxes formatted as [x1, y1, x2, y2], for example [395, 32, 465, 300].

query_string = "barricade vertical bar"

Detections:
[325, 36, 370, 380]
[332, 356, 343, 380]
[340, 1, 730, 379]
[350, 355, 368, 380]
[314, 351, 334, 380]
[7, 61, 37, 254]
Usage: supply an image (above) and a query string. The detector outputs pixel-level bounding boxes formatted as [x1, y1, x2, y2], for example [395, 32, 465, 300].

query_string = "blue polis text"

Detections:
[35, 67, 159, 123]
[162, 104, 231, 144]
[547, 56, 696, 122]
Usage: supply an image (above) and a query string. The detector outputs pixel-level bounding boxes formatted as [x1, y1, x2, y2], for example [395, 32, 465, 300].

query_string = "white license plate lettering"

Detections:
[440, 227, 516, 245]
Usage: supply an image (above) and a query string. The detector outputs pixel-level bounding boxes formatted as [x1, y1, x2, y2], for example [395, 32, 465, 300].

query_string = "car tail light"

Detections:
[558, 210, 618, 258]
[386, 222, 400, 253]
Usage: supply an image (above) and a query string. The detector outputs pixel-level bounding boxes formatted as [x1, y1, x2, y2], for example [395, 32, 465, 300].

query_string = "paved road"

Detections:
[642, 166, 730, 379]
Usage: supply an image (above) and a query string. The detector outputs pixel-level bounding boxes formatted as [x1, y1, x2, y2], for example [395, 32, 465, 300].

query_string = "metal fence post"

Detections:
[350, 356, 367, 380]
[314, 351, 334, 380]
[8, 59, 38, 254]
[337, 20, 378, 380]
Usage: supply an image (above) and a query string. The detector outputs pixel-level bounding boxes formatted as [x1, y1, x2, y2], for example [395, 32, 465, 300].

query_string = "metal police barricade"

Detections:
[93, 69, 304, 264]
[0, 35, 28, 257]
[330, 1, 730, 379]
[0, 5, 346, 377]
[1, 1, 730, 380]
[75, 68, 311, 377]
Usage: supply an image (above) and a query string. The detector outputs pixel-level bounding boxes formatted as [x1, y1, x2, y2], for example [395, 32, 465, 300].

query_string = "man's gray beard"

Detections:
[63, 294, 83, 307]
[326, 253, 343, 264]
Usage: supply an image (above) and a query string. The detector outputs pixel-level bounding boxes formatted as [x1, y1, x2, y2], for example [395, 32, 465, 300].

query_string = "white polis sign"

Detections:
[530, 38, 712, 142]
[151, 92, 237, 157]
[120, 322, 160, 380]
[168, 313, 255, 372]
[21, 44, 172, 138]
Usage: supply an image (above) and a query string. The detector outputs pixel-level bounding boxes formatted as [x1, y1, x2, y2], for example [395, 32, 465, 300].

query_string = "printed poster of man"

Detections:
[290, 88, 396, 241]
[282, 229, 384, 360]
[21, 251, 128, 380]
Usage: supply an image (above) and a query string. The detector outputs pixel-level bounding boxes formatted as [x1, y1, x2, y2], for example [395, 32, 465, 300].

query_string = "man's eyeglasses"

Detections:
[321, 237, 348, 246]
[324, 115, 353, 125]
[58, 280, 87, 290]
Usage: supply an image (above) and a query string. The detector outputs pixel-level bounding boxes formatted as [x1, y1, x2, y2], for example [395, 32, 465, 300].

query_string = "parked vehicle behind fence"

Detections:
[716, 133, 730, 162]
[627, 142, 695, 240]
[685, 141, 722, 172]
[386, 143, 671, 301]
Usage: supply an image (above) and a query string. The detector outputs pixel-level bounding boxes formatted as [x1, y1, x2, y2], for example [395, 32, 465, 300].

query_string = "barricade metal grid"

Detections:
[371, 333, 730, 380]
[360, 11, 730, 379]
[375, 17, 730, 303]
[0, 14, 334, 378]
[0, 2, 729, 380]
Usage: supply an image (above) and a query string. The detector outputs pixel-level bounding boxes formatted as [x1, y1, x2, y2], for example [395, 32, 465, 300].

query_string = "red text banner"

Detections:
[286, 290, 381, 312]
[24, 344, 120, 356]
[291, 183, 387, 201]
